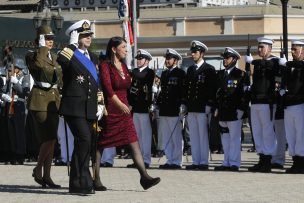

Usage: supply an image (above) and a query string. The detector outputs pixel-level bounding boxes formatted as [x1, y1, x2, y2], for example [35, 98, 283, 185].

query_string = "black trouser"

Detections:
[65, 116, 94, 190]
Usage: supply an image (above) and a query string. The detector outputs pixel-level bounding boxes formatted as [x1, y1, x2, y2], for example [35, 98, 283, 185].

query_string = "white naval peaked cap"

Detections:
[221, 47, 241, 59]
[190, 40, 208, 52]
[165, 48, 182, 60]
[257, 37, 274, 45]
[135, 49, 153, 60]
[65, 19, 94, 36]
[291, 39, 304, 46]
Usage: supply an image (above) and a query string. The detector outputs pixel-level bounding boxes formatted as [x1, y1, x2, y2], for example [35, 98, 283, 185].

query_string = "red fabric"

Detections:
[98, 62, 138, 148]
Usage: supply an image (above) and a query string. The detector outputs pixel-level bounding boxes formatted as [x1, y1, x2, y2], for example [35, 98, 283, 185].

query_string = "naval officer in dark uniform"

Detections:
[214, 47, 250, 171]
[184, 40, 217, 170]
[157, 48, 186, 169]
[128, 49, 155, 168]
[57, 19, 105, 194]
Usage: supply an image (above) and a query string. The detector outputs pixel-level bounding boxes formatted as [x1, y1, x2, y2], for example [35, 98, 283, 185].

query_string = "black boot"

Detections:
[286, 156, 298, 174]
[259, 155, 271, 173]
[248, 154, 264, 172]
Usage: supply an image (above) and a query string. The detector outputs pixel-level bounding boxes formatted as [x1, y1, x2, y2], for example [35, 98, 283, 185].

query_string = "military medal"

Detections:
[76, 75, 85, 84]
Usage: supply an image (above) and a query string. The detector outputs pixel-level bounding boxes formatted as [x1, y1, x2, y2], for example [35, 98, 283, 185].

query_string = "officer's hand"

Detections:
[279, 55, 287, 66]
[10, 75, 18, 84]
[1, 94, 12, 102]
[13, 95, 18, 102]
[237, 109, 244, 120]
[96, 104, 105, 121]
[214, 109, 218, 117]
[279, 89, 286, 96]
[243, 85, 250, 92]
[205, 105, 211, 114]
[129, 105, 133, 111]
[179, 104, 187, 117]
[69, 30, 79, 46]
[245, 54, 253, 64]
[39, 34, 46, 47]
[150, 104, 158, 113]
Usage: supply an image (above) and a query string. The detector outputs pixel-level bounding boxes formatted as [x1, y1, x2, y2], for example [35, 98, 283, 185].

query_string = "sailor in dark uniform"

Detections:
[214, 47, 250, 171]
[57, 19, 105, 194]
[128, 49, 155, 168]
[157, 48, 186, 169]
[280, 39, 304, 174]
[184, 40, 217, 170]
[245, 37, 277, 173]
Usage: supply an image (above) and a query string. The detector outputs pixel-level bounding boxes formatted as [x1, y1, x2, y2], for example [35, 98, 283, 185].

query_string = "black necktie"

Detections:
[224, 70, 229, 79]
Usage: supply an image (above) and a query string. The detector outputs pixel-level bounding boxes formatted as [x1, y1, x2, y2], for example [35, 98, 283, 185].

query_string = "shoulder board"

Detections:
[60, 47, 74, 60]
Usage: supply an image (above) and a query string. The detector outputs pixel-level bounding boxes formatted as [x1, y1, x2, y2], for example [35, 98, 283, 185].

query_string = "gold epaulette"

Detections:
[60, 47, 74, 60]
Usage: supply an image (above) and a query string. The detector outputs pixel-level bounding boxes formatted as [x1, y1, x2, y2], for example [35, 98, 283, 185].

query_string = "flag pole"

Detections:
[132, 0, 138, 69]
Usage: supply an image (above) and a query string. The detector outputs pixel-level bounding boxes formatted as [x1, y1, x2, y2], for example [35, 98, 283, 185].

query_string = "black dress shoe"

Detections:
[271, 163, 284, 169]
[170, 164, 182, 169]
[69, 187, 95, 195]
[100, 162, 113, 167]
[93, 179, 107, 191]
[159, 163, 171, 169]
[144, 163, 150, 169]
[229, 165, 239, 171]
[126, 163, 136, 168]
[214, 165, 230, 171]
[43, 178, 61, 188]
[185, 164, 199, 170]
[54, 160, 67, 166]
[140, 177, 161, 190]
[198, 164, 209, 170]
[32, 168, 46, 187]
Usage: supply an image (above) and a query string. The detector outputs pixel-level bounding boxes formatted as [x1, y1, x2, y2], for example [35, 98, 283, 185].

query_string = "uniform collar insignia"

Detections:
[76, 75, 85, 84]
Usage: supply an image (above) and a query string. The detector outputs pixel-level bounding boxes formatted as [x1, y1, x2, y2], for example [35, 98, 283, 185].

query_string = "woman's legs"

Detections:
[129, 141, 151, 179]
[42, 139, 56, 181]
[34, 140, 55, 179]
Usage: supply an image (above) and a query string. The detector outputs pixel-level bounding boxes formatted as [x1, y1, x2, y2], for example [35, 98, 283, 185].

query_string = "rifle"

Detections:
[8, 62, 15, 117]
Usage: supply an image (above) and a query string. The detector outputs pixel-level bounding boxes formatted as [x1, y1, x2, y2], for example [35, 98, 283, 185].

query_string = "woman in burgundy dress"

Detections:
[95, 36, 160, 190]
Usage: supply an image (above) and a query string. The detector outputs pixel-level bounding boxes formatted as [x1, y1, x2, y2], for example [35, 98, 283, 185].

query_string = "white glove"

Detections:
[245, 54, 253, 64]
[1, 94, 12, 102]
[279, 55, 287, 66]
[10, 75, 18, 84]
[129, 105, 133, 111]
[13, 95, 18, 102]
[237, 109, 244, 120]
[243, 85, 250, 92]
[96, 104, 105, 121]
[179, 104, 187, 116]
[279, 89, 286, 96]
[39, 34, 46, 47]
[69, 30, 79, 46]
[150, 104, 158, 113]
[205, 105, 211, 114]
[152, 85, 158, 93]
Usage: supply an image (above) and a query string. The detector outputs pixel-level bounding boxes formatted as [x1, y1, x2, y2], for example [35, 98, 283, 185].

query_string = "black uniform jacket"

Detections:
[251, 57, 278, 104]
[282, 60, 304, 106]
[157, 67, 186, 117]
[216, 67, 250, 121]
[128, 67, 155, 113]
[57, 44, 99, 120]
[184, 62, 217, 112]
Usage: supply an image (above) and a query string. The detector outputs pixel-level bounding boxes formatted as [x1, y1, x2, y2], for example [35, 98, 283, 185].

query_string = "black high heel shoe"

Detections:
[42, 178, 61, 188]
[140, 177, 161, 190]
[32, 168, 45, 187]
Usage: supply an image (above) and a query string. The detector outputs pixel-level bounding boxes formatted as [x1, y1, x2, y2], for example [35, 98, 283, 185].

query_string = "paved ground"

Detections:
[0, 144, 303, 203]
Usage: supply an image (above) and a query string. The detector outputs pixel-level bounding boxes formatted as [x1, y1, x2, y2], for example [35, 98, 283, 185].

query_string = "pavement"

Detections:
[0, 144, 303, 203]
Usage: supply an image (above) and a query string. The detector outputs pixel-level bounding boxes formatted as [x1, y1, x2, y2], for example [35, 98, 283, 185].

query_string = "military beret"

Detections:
[65, 19, 94, 36]
[135, 49, 152, 60]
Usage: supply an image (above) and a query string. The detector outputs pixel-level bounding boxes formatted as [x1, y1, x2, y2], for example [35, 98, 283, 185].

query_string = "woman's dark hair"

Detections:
[105, 36, 127, 63]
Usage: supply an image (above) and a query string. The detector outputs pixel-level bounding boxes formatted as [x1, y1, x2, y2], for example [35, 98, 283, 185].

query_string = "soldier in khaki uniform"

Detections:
[25, 25, 61, 188]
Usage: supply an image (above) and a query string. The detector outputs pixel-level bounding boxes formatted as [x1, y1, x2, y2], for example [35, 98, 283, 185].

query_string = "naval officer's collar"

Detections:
[195, 59, 204, 69]
[169, 66, 177, 72]
[225, 66, 235, 74]
[139, 66, 148, 72]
